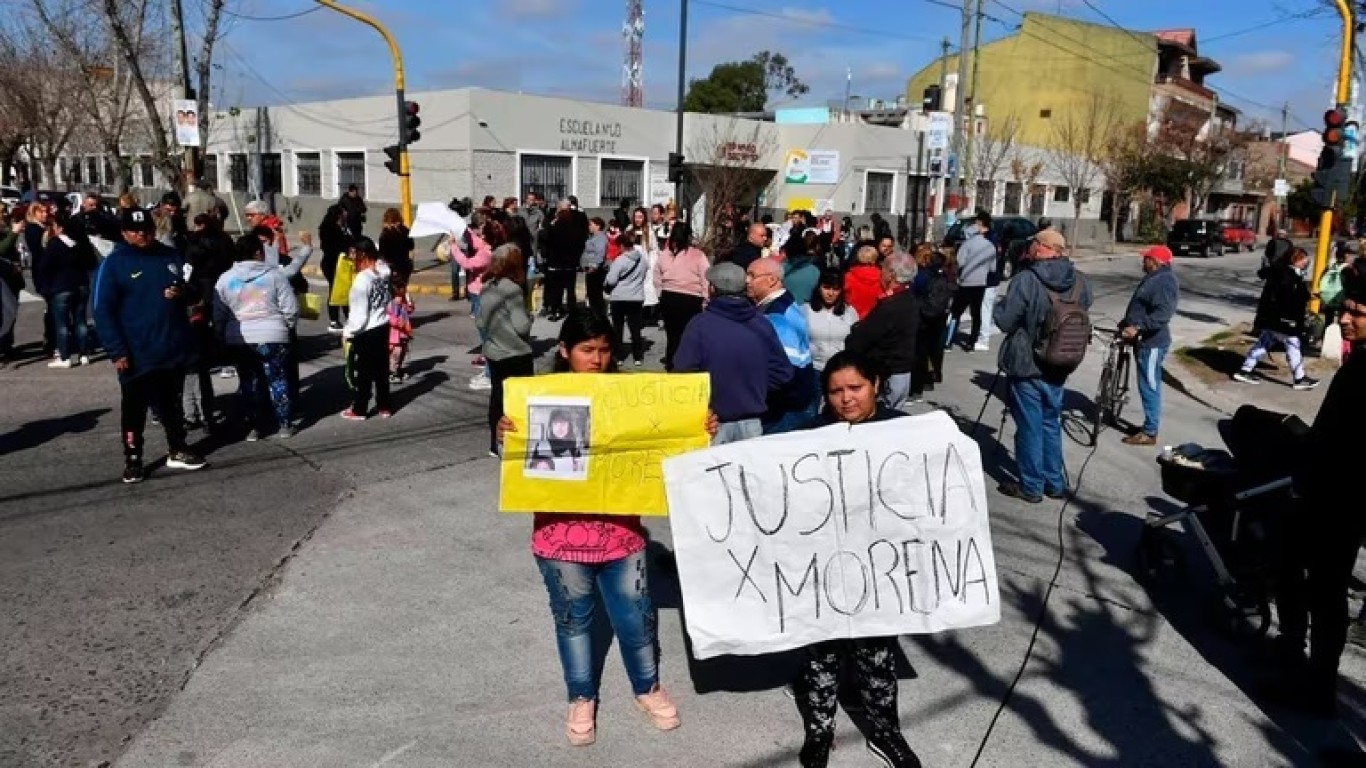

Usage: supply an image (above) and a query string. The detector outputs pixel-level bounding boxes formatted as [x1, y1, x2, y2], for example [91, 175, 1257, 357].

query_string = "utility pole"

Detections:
[963, 0, 984, 212]
[939, 38, 950, 93]
[315, 0, 413, 225]
[673, 0, 689, 214]
[169, 0, 193, 190]
[1277, 101, 1288, 231]
[952, 0, 971, 205]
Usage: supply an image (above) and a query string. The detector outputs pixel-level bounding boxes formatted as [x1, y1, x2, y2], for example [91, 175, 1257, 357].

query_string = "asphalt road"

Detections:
[3, 251, 1362, 767]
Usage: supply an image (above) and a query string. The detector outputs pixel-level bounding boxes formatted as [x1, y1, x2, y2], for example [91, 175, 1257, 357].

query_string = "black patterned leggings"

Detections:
[792, 637, 901, 741]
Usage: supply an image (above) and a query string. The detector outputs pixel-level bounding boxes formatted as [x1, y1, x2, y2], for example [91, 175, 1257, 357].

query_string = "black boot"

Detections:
[867, 729, 922, 768]
[798, 735, 833, 768]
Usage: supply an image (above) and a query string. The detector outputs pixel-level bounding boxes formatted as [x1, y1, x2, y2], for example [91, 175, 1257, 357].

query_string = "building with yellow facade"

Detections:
[904, 12, 1251, 229]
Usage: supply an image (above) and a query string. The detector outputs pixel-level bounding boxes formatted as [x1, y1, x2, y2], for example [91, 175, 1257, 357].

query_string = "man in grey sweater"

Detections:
[950, 210, 997, 351]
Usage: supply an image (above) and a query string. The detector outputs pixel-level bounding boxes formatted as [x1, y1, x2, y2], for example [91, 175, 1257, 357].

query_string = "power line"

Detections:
[221, 5, 320, 22]
[691, 0, 940, 43]
[986, 0, 1317, 128]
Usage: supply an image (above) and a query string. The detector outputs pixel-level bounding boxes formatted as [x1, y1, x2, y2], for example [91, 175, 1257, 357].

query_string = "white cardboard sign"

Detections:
[663, 411, 1000, 659]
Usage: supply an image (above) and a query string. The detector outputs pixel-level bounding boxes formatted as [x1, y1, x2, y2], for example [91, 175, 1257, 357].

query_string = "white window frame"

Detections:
[516, 149, 577, 203]
[861, 168, 898, 215]
[293, 148, 323, 197]
[595, 154, 650, 209]
[332, 147, 369, 199]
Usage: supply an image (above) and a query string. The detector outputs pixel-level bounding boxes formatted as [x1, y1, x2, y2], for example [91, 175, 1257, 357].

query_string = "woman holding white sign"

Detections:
[496, 308, 719, 747]
[792, 350, 922, 768]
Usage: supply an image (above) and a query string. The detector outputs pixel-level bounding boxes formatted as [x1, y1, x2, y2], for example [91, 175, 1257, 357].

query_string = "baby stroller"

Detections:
[1137, 405, 1308, 643]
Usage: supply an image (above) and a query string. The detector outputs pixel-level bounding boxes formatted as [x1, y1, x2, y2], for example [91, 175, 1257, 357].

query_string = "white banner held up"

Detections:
[663, 411, 1000, 660]
[410, 201, 468, 240]
[172, 99, 200, 148]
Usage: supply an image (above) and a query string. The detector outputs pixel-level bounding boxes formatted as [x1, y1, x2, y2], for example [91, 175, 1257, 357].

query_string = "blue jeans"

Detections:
[50, 288, 90, 359]
[536, 550, 659, 701]
[449, 257, 462, 295]
[1135, 344, 1167, 437]
[1008, 377, 1066, 497]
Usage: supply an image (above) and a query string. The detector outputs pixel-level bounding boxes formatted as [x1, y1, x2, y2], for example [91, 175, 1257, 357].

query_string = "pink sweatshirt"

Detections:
[653, 246, 710, 299]
[531, 513, 646, 564]
[453, 232, 493, 295]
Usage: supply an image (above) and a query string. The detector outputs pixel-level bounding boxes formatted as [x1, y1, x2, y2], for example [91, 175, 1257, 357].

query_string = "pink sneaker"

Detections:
[339, 408, 366, 421]
[377, 409, 393, 419]
[565, 698, 596, 746]
[634, 685, 680, 731]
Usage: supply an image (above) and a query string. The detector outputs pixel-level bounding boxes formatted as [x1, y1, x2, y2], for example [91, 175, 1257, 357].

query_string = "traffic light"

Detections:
[383, 144, 401, 175]
[1312, 107, 1353, 208]
[402, 101, 421, 145]
[667, 152, 685, 183]
[922, 85, 942, 113]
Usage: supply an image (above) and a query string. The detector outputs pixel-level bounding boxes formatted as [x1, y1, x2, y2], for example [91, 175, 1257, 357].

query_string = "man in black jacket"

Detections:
[845, 251, 920, 408]
[1268, 268, 1366, 717]
[1233, 246, 1319, 390]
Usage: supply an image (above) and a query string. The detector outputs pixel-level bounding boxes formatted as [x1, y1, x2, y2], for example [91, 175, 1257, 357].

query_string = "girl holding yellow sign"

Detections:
[496, 308, 717, 747]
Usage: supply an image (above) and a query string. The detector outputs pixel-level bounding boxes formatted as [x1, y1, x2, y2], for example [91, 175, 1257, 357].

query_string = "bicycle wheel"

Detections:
[1092, 366, 1113, 445]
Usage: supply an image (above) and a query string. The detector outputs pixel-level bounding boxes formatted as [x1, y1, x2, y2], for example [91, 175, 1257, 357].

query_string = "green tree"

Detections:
[683, 50, 809, 113]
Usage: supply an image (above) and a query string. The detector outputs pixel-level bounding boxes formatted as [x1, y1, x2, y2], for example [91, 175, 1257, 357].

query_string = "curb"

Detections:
[301, 265, 455, 298]
[1161, 358, 1236, 417]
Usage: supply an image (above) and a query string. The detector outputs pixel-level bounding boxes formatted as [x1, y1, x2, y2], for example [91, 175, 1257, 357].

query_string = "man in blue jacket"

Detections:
[673, 262, 792, 444]
[94, 208, 207, 484]
[1118, 245, 1180, 446]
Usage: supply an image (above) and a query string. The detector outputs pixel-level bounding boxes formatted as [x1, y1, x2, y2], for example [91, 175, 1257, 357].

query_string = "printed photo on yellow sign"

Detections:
[499, 373, 711, 516]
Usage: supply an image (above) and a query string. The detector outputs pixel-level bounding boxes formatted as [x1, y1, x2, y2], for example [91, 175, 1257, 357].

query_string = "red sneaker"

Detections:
[377, 409, 394, 419]
[339, 408, 366, 421]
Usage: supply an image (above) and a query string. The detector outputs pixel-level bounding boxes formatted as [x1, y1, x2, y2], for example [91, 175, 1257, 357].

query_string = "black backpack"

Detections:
[1030, 268, 1090, 373]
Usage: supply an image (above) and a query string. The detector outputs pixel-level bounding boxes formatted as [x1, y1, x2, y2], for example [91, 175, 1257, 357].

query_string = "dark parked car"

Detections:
[1167, 219, 1225, 258]
[942, 214, 1039, 279]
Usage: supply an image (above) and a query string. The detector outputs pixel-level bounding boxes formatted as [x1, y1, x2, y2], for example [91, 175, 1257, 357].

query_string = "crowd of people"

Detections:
[7, 178, 1366, 763]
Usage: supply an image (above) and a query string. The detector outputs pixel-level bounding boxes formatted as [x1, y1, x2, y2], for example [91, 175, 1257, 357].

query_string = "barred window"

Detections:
[261, 153, 283, 196]
[1003, 182, 1023, 215]
[296, 152, 321, 196]
[864, 171, 893, 214]
[520, 154, 572, 204]
[71, 157, 82, 185]
[336, 151, 366, 197]
[1052, 186, 1071, 203]
[203, 154, 218, 190]
[599, 159, 643, 209]
[1028, 184, 1047, 216]
[139, 156, 154, 188]
[86, 157, 98, 187]
[229, 154, 249, 192]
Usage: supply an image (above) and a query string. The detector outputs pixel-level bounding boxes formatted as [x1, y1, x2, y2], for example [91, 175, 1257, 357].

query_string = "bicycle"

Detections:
[1090, 327, 1133, 447]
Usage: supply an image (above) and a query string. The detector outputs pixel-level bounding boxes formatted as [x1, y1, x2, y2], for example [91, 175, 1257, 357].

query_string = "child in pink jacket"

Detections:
[454, 229, 494, 388]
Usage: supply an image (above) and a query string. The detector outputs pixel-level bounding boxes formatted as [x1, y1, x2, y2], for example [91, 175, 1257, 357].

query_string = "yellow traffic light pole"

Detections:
[314, 0, 413, 226]
[1311, 0, 1355, 314]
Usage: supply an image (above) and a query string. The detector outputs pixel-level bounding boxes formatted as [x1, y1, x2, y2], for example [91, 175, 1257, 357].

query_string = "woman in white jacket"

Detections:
[605, 230, 649, 366]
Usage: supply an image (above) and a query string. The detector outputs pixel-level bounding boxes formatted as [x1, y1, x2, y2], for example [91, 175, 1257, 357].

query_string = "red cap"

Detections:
[1141, 245, 1173, 264]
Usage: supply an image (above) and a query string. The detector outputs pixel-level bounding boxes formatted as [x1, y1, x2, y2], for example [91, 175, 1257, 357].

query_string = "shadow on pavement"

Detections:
[1070, 492, 1366, 765]
[0, 407, 110, 456]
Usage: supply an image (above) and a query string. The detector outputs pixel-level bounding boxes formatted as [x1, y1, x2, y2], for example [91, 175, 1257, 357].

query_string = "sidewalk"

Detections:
[1164, 324, 1332, 424]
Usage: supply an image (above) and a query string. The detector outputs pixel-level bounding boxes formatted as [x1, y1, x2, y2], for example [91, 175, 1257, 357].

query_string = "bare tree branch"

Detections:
[686, 119, 777, 255]
[1046, 94, 1116, 239]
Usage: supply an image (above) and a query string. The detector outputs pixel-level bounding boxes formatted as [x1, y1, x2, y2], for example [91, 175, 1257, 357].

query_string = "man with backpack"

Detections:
[993, 229, 1092, 503]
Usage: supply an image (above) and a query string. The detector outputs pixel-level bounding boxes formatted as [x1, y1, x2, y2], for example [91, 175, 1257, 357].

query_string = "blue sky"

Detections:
[218, 0, 1343, 132]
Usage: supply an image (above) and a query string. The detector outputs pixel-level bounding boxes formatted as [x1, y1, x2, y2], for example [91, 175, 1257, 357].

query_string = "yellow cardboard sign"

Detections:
[499, 373, 711, 516]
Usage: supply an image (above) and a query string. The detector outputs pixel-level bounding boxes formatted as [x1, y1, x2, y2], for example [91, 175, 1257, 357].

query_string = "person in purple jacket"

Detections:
[672, 262, 793, 445]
